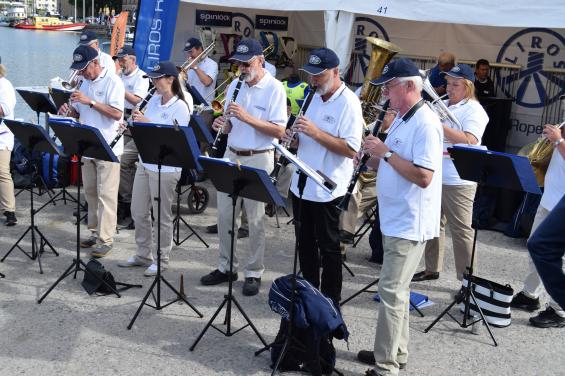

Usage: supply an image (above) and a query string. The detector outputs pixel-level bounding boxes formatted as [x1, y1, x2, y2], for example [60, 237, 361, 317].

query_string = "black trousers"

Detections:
[292, 193, 343, 305]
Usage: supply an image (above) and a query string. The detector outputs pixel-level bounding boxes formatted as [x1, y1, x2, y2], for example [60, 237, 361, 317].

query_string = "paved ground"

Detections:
[1, 182, 564, 376]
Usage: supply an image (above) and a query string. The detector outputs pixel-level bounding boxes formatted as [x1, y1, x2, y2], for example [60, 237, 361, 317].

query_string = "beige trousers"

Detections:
[423, 184, 476, 280]
[118, 135, 138, 204]
[82, 157, 120, 245]
[131, 164, 180, 264]
[217, 148, 273, 278]
[339, 179, 377, 234]
[373, 236, 426, 375]
[0, 149, 15, 212]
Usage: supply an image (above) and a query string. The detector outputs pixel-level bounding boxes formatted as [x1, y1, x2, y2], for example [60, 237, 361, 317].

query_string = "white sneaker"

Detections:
[118, 256, 151, 268]
[144, 263, 167, 277]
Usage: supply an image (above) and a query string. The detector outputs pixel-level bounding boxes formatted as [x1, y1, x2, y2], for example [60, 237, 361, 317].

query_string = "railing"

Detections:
[541, 68, 565, 125]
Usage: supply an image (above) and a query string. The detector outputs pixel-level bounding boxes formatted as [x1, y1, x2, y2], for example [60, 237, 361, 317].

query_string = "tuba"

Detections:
[359, 37, 401, 125]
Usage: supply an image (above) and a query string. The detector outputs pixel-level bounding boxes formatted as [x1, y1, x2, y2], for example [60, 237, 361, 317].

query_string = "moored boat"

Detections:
[13, 16, 86, 31]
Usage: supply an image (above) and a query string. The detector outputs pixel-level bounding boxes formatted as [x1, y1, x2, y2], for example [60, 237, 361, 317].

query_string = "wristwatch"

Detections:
[555, 138, 564, 146]
[384, 150, 395, 162]
[89, 100, 97, 108]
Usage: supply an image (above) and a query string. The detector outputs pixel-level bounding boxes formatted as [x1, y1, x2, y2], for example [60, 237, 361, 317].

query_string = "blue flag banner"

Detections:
[133, 0, 180, 72]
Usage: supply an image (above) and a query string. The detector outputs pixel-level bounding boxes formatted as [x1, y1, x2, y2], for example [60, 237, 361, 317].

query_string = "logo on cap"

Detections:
[153, 64, 161, 71]
[236, 45, 249, 53]
[118, 48, 124, 54]
[80, 34, 87, 41]
[452, 66, 461, 72]
[73, 53, 84, 62]
[309, 55, 322, 65]
[382, 65, 389, 74]
[185, 43, 191, 48]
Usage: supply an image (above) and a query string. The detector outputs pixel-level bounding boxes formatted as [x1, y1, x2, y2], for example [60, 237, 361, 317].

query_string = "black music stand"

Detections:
[424, 146, 541, 346]
[127, 122, 204, 329]
[1, 120, 60, 274]
[16, 88, 57, 124]
[49, 87, 72, 111]
[171, 115, 214, 247]
[38, 119, 133, 303]
[254, 143, 341, 376]
[190, 156, 285, 352]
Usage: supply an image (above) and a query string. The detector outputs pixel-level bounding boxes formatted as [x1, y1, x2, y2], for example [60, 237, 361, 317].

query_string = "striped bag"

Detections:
[459, 275, 514, 327]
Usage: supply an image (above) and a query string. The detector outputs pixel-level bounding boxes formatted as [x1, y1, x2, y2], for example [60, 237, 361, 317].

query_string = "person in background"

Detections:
[427, 51, 456, 96]
[474, 59, 495, 98]
[0, 57, 17, 226]
[77, 30, 116, 75]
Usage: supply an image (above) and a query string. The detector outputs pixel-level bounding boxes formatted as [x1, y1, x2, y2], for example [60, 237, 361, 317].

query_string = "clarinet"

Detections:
[209, 74, 246, 157]
[109, 86, 156, 148]
[336, 99, 390, 211]
[270, 86, 316, 183]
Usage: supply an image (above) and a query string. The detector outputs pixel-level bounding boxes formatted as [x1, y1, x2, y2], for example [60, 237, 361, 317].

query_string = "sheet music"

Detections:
[273, 142, 335, 194]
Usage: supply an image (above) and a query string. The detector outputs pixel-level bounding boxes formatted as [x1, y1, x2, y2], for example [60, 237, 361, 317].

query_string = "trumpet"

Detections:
[270, 85, 317, 183]
[62, 70, 81, 90]
[209, 73, 246, 157]
[421, 72, 463, 131]
[178, 42, 215, 73]
[337, 100, 390, 212]
[109, 86, 156, 148]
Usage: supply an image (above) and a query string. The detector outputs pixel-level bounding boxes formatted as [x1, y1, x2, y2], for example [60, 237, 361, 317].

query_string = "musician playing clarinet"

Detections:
[200, 39, 286, 296]
[356, 59, 443, 376]
[118, 62, 190, 276]
[58, 45, 125, 258]
[282, 48, 363, 306]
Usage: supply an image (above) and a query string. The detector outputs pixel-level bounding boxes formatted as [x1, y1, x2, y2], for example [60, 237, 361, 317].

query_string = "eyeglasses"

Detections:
[234, 57, 257, 68]
[383, 80, 403, 91]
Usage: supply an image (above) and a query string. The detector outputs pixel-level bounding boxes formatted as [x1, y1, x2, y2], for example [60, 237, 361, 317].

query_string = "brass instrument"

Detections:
[421, 72, 464, 131]
[521, 121, 565, 185]
[62, 70, 81, 90]
[178, 42, 216, 73]
[359, 37, 401, 124]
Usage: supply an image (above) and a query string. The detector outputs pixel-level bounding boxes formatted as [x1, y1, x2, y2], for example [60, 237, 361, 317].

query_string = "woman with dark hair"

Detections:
[118, 61, 192, 276]
[413, 64, 489, 283]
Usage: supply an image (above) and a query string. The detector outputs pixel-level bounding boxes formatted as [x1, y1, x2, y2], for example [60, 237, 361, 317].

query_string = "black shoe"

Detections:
[365, 370, 383, 376]
[242, 277, 261, 296]
[339, 230, 354, 245]
[200, 269, 238, 286]
[358, 350, 406, 369]
[412, 271, 440, 282]
[237, 228, 249, 239]
[265, 203, 276, 217]
[206, 224, 218, 234]
[4, 211, 17, 226]
[529, 307, 565, 328]
[511, 291, 541, 312]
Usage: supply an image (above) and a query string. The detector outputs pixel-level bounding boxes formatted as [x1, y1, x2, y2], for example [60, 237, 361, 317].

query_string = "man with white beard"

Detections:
[200, 39, 287, 296]
[281, 47, 364, 305]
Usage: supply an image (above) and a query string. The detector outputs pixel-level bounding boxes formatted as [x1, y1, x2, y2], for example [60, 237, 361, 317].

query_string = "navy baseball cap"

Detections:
[112, 45, 136, 60]
[78, 30, 98, 45]
[300, 48, 339, 75]
[143, 61, 178, 79]
[370, 58, 420, 86]
[442, 64, 474, 81]
[70, 45, 99, 70]
[230, 39, 263, 62]
[184, 38, 203, 51]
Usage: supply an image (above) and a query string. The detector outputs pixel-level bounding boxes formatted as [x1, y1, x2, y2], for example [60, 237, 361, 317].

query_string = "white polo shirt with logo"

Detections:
[139, 94, 190, 173]
[225, 71, 287, 151]
[442, 99, 489, 185]
[187, 57, 218, 107]
[73, 67, 125, 156]
[99, 50, 116, 75]
[377, 103, 443, 242]
[0, 76, 16, 150]
[290, 83, 363, 202]
[120, 67, 149, 110]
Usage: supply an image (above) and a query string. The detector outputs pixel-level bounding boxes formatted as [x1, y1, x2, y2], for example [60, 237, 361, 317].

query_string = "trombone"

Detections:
[178, 42, 215, 73]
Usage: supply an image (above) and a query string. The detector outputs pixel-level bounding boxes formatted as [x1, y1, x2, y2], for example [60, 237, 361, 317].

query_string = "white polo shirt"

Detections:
[265, 61, 277, 78]
[290, 83, 363, 202]
[120, 67, 149, 110]
[377, 102, 443, 242]
[442, 99, 489, 185]
[0, 76, 16, 150]
[225, 71, 287, 151]
[139, 94, 190, 173]
[540, 148, 565, 211]
[73, 67, 125, 156]
[99, 50, 116, 75]
[186, 57, 218, 107]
